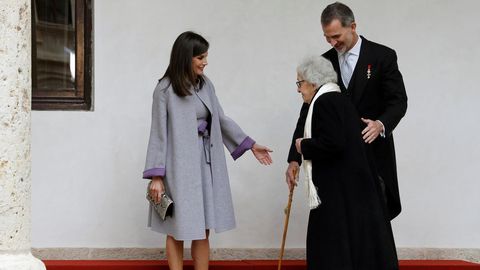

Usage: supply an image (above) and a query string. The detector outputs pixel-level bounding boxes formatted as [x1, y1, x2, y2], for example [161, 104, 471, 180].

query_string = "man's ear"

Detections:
[350, 22, 357, 32]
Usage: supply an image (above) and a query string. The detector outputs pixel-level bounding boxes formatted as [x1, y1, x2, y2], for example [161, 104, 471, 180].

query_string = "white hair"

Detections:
[297, 55, 338, 87]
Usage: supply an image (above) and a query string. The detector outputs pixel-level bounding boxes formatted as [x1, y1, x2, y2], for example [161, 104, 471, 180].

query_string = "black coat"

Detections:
[289, 36, 407, 220]
[301, 92, 398, 270]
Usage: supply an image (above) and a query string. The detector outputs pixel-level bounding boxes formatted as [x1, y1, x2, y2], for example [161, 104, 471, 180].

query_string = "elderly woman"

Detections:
[288, 56, 398, 270]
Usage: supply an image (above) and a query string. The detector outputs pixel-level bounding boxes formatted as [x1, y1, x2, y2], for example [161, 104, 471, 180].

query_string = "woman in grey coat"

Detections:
[143, 31, 272, 270]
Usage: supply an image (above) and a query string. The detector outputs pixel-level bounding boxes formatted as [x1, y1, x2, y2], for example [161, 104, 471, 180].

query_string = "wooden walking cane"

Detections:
[277, 168, 299, 270]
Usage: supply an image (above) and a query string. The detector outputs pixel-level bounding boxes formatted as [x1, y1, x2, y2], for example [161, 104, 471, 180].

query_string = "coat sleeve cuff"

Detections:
[376, 120, 386, 138]
[301, 138, 314, 160]
[231, 136, 255, 160]
[143, 167, 166, 179]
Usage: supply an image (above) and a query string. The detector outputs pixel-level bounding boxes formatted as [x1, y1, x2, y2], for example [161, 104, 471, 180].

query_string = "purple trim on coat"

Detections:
[231, 136, 256, 160]
[143, 167, 166, 179]
[198, 120, 208, 134]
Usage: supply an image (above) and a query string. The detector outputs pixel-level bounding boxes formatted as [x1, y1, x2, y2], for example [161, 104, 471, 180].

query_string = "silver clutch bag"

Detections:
[146, 182, 174, 220]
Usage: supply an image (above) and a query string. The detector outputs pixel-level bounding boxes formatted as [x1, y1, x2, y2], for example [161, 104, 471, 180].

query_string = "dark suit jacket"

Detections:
[288, 36, 407, 220]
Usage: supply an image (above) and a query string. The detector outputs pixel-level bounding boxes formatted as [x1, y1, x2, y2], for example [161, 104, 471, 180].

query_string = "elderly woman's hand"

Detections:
[295, 138, 303, 154]
[285, 161, 299, 191]
[251, 143, 273, 165]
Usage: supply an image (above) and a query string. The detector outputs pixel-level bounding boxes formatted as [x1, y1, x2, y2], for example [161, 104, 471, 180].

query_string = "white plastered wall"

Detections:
[31, 0, 480, 249]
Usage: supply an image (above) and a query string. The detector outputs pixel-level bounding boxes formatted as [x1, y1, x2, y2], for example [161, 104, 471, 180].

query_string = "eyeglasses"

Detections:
[296, 80, 305, 88]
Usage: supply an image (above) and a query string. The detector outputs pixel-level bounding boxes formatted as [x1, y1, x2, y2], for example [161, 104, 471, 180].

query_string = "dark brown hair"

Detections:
[161, 31, 209, 97]
[321, 2, 355, 27]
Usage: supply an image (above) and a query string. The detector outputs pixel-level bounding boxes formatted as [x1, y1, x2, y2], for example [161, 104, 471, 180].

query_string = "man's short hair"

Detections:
[321, 2, 355, 27]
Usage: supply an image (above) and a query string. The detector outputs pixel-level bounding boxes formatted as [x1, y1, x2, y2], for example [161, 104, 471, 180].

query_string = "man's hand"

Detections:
[361, 118, 384, 143]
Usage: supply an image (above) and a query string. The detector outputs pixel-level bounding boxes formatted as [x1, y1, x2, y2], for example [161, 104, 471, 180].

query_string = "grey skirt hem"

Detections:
[148, 223, 236, 241]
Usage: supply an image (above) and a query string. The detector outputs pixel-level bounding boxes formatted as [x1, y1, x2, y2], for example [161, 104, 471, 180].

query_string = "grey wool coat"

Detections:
[143, 76, 255, 240]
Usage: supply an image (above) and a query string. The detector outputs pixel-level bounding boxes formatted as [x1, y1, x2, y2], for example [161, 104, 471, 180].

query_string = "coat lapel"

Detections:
[193, 84, 213, 115]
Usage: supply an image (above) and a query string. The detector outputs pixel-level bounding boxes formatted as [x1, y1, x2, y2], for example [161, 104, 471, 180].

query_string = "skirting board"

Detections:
[32, 248, 480, 263]
[41, 260, 480, 270]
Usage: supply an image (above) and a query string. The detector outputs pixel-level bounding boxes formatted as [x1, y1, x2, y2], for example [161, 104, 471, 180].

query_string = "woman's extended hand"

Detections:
[251, 143, 273, 165]
[149, 176, 165, 203]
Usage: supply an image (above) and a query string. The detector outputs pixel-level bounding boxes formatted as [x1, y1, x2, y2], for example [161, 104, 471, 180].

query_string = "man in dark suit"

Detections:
[286, 2, 407, 220]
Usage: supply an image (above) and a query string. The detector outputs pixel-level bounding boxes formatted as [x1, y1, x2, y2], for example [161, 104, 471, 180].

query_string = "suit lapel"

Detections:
[349, 36, 371, 105]
[324, 49, 346, 92]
